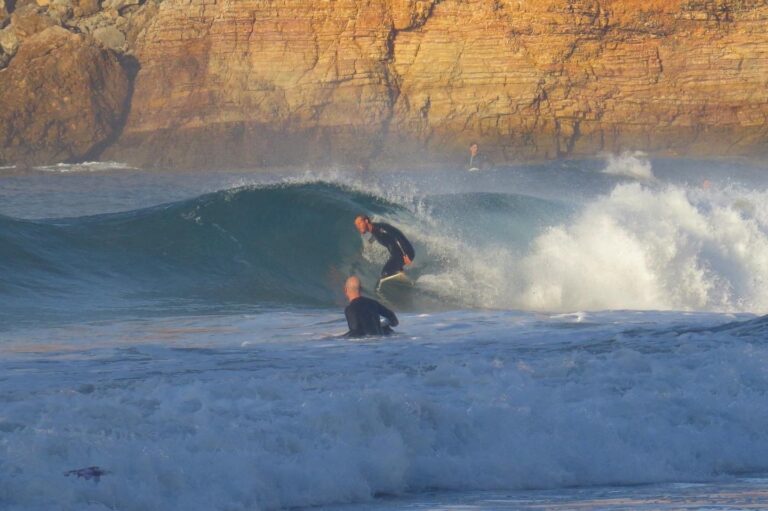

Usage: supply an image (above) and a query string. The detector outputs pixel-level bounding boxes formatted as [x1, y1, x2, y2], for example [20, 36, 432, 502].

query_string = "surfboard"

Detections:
[376, 271, 413, 292]
[468, 167, 481, 172]
[375, 271, 414, 308]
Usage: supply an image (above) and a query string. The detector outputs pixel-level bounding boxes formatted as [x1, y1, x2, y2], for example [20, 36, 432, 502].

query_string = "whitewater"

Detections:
[1, 155, 768, 510]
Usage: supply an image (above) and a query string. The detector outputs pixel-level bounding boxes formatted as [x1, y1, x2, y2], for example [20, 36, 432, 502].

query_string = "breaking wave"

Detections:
[2, 176, 768, 322]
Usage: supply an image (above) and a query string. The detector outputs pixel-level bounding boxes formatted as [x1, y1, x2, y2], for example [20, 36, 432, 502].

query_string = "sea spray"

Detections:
[511, 183, 768, 312]
[601, 151, 656, 181]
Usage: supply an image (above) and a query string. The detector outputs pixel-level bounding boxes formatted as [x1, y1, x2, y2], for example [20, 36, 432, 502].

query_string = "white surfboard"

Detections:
[376, 271, 413, 292]
[375, 271, 415, 309]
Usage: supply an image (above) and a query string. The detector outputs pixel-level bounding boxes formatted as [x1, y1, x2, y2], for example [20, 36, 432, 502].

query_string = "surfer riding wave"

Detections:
[354, 215, 415, 278]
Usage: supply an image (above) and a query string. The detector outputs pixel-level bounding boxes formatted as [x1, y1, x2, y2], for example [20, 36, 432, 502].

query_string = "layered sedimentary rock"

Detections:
[3, 0, 768, 168]
[108, 0, 768, 168]
[386, 0, 768, 161]
[108, 0, 412, 167]
[0, 26, 129, 166]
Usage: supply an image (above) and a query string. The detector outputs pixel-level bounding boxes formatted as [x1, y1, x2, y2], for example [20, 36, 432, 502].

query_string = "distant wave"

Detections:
[32, 161, 137, 172]
[601, 151, 656, 181]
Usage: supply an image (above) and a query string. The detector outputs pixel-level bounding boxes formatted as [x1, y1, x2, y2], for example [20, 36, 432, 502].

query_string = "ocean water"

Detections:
[2, 155, 768, 510]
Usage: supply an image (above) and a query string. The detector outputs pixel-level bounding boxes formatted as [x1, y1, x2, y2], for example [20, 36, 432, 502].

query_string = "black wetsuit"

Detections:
[371, 222, 415, 278]
[468, 152, 493, 171]
[344, 296, 399, 338]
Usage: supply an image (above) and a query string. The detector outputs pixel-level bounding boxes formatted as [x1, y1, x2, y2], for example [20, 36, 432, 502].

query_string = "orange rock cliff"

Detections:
[1, 0, 768, 168]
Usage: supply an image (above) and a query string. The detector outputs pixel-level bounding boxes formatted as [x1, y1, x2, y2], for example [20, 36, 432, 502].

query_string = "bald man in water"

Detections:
[343, 276, 399, 337]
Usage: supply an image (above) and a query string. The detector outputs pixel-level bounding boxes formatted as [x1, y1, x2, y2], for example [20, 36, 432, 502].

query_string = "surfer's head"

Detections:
[469, 142, 479, 157]
[344, 276, 362, 301]
[354, 215, 373, 234]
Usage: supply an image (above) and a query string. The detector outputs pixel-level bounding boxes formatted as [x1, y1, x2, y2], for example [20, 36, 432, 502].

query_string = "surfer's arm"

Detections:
[377, 303, 399, 328]
[389, 227, 415, 264]
[398, 240, 414, 265]
[398, 242, 412, 265]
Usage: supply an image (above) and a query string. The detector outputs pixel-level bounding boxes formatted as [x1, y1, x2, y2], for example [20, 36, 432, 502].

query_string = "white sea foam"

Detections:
[601, 151, 656, 181]
[33, 161, 137, 173]
[1, 311, 766, 510]
[405, 182, 768, 313]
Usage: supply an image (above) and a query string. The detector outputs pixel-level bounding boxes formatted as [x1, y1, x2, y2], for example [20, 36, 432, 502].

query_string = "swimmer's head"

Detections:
[344, 276, 361, 301]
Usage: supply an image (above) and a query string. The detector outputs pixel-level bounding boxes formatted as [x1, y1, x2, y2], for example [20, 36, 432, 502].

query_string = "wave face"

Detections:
[0, 183, 402, 319]
[3, 175, 768, 322]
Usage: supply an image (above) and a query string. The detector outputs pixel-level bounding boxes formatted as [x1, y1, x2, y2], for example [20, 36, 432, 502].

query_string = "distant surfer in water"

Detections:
[467, 142, 493, 171]
[343, 276, 399, 337]
[354, 215, 415, 278]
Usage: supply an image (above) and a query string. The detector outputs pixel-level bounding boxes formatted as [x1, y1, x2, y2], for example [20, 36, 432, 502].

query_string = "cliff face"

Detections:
[389, 0, 768, 161]
[2, 0, 768, 168]
[108, 0, 421, 167]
